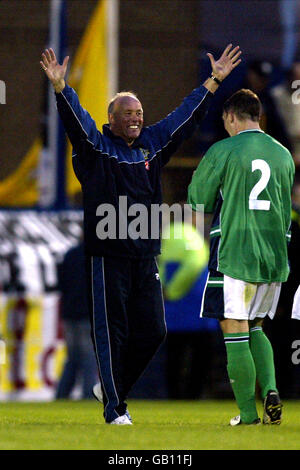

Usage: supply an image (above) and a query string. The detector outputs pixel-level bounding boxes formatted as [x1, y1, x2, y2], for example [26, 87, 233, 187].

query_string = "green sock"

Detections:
[224, 333, 258, 423]
[249, 326, 277, 399]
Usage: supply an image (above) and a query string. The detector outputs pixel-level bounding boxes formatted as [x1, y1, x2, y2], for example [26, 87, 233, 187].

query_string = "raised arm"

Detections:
[203, 44, 242, 93]
[40, 48, 69, 93]
[40, 48, 101, 154]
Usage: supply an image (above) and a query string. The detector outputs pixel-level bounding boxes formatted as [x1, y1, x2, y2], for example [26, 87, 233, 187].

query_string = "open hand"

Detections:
[40, 48, 69, 93]
[207, 44, 242, 81]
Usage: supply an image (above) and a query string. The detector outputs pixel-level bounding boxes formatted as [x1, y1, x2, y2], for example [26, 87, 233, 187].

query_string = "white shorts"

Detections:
[223, 275, 281, 321]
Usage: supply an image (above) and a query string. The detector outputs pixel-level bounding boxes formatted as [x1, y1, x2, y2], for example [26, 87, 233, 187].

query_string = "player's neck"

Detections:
[234, 120, 261, 135]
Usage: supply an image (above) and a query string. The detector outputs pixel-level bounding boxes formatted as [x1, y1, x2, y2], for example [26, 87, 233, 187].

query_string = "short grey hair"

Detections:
[108, 91, 139, 114]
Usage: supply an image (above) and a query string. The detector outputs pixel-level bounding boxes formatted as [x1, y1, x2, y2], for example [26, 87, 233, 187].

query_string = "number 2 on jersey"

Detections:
[249, 159, 271, 211]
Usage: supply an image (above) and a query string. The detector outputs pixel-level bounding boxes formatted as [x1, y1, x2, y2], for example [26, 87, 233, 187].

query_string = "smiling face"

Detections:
[109, 96, 144, 145]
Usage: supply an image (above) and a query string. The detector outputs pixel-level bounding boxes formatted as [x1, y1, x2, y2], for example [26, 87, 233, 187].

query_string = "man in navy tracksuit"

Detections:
[40, 44, 241, 424]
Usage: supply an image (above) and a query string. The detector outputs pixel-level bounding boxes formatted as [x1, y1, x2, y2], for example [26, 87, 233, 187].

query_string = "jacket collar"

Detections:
[102, 124, 146, 148]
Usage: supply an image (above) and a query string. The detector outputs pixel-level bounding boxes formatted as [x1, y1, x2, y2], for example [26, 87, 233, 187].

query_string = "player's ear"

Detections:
[108, 113, 114, 125]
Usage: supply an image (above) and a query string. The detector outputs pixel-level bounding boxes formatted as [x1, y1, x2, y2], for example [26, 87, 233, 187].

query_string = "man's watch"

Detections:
[210, 74, 222, 85]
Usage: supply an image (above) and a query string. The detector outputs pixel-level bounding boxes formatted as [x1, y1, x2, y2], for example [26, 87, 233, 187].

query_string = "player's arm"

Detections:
[187, 147, 222, 213]
[40, 48, 101, 153]
[286, 157, 296, 237]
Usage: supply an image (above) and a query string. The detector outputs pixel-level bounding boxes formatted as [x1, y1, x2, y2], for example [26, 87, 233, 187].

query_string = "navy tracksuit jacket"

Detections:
[55, 84, 213, 422]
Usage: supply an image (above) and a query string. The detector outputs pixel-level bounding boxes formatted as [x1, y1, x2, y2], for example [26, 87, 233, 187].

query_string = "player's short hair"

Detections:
[223, 89, 262, 122]
[108, 91, 139, 114]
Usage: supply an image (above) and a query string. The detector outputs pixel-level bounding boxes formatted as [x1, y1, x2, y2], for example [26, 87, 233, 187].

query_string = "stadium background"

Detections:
[0, 0, 300, 401]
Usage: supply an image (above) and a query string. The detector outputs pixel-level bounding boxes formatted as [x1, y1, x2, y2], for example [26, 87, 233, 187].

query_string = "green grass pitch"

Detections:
[0, 399, 299, 450]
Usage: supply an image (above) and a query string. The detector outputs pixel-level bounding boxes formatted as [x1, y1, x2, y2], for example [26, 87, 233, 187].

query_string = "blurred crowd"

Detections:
[245, 60, 300, 162]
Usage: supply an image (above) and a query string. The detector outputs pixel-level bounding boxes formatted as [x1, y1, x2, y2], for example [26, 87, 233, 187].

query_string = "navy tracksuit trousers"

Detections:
[86, 256, 166, 423]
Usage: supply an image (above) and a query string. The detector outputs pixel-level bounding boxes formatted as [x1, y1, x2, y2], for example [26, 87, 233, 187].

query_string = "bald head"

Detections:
[108, 91, 140, 115]
[108, 93, 144, 145]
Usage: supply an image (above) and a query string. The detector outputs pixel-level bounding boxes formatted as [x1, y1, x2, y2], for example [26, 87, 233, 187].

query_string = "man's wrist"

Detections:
[210, 74, 223, 85]
[53, 79, 65, 94]
[203, 76, 220, 93]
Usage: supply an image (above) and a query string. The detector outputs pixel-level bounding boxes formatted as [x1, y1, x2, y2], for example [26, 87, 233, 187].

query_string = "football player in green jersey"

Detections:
[188, 89, 295, 426]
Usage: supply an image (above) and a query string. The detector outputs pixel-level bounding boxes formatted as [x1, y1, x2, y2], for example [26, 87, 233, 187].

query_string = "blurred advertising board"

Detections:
[0, 210, 83, 400]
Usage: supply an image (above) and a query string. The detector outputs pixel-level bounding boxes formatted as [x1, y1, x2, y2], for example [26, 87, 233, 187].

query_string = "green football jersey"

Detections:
[188, 130, 295, 283]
